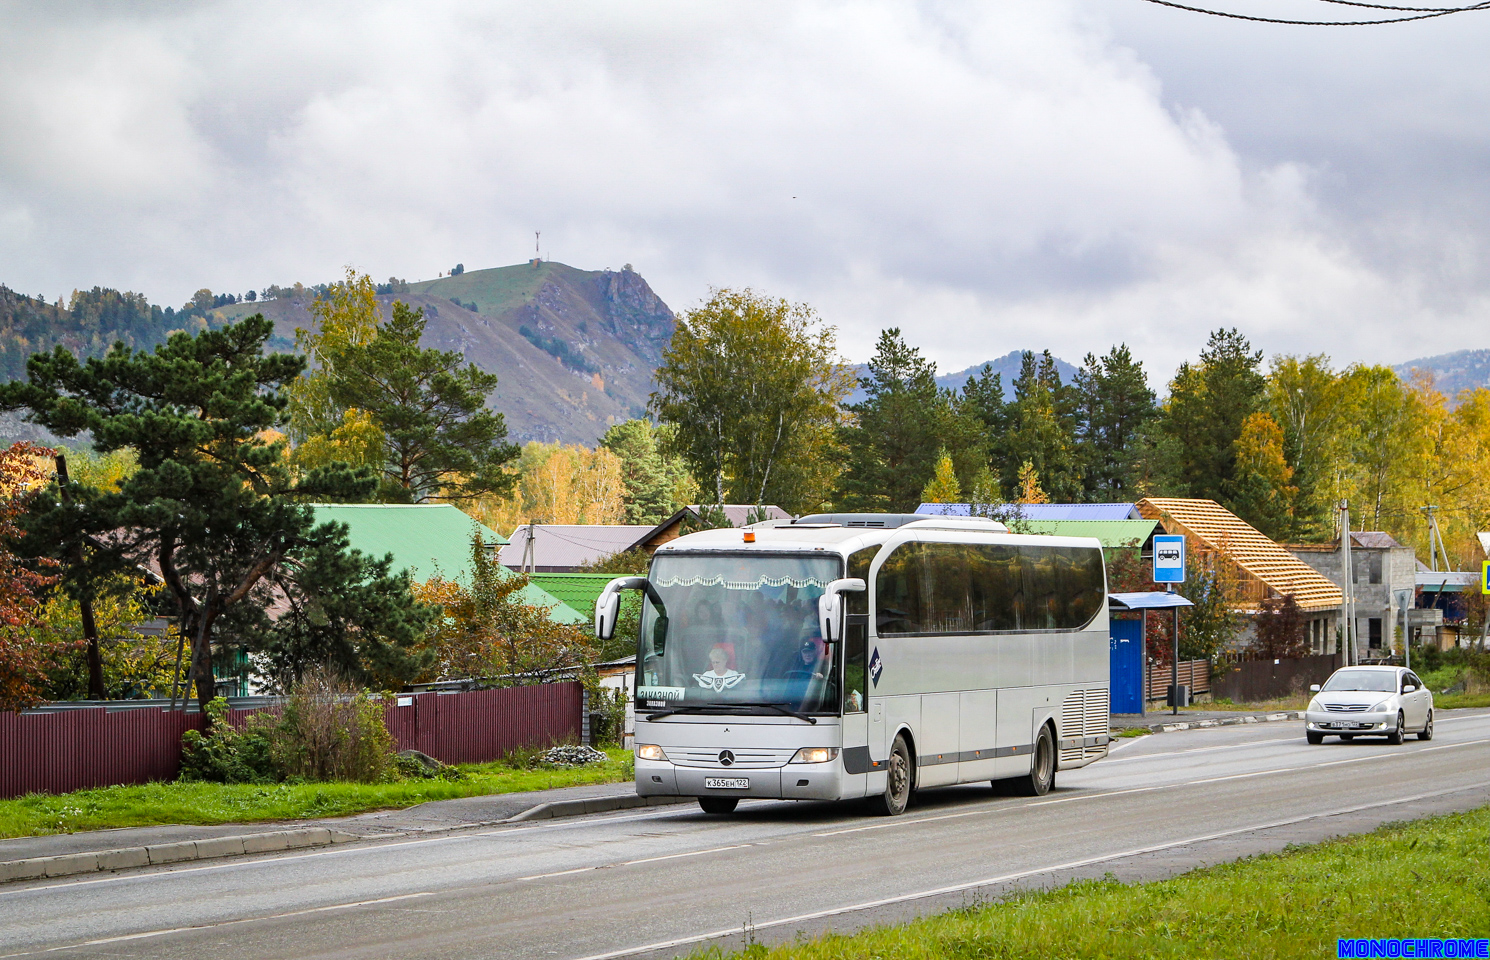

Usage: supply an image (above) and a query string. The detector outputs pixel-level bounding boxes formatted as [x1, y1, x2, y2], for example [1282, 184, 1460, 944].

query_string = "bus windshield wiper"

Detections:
[735, 702, 818, 724]
[644, 702, 818, 724]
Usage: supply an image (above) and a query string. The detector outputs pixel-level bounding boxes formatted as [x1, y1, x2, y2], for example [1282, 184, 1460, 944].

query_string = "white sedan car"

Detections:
[1304, 665, 1433, 745]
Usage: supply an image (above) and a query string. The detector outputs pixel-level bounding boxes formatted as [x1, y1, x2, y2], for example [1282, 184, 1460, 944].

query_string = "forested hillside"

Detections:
[0, 286, 217, 380]
[213, 261, 675, 445]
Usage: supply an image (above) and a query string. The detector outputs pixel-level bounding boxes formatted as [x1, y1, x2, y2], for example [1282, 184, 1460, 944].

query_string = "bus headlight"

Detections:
[636, 743, 668, 762]
[788, 747, 839, 764]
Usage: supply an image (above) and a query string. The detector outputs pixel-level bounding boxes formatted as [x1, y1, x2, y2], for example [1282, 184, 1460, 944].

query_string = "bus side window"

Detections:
[874, 542, 922, 634]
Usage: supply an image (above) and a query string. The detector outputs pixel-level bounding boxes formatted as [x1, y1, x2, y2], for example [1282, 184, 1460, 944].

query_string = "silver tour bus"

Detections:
[594, 513, 1111, 816]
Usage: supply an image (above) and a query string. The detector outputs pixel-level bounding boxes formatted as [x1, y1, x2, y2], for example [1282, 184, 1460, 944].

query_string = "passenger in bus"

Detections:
[693, 643, 745, 692]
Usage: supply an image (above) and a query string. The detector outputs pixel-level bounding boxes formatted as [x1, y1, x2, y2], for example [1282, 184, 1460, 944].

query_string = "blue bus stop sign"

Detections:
[1153, 535, 1186, 584]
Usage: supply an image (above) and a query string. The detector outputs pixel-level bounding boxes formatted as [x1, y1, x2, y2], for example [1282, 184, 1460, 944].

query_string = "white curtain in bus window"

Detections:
[875, 542, 1103, 635]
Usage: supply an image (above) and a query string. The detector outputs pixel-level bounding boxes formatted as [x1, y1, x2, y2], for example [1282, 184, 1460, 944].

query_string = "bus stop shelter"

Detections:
[1109, 591, 1193, 715]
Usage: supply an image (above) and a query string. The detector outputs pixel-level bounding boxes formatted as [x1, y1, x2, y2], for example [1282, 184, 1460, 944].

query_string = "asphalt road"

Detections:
[5, 709, 1490, 960]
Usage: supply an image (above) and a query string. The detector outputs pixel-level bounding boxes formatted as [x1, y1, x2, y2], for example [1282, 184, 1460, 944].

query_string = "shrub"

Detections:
[273, 669, 395, 783]
[179, 698, 280, 784]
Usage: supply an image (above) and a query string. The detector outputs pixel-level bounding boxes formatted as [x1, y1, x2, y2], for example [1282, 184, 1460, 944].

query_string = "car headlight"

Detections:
[636, 743, 668, 762]
[1374, 700, 1394, 714]
[788, 747, 839, 764]
[1307, 699, 1321, 713]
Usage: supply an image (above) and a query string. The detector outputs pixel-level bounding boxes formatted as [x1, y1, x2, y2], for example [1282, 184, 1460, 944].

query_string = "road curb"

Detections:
[1146, 711, 1304, 733]
[0, 791, 695, 884]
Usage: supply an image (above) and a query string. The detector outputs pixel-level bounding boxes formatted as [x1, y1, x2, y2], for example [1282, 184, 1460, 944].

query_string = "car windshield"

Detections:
[635, 553, 842, 714]
[1321, 670, 1397, 693]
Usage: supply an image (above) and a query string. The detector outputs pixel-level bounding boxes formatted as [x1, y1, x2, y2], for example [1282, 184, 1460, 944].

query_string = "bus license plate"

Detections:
[705, 777, 749, 790]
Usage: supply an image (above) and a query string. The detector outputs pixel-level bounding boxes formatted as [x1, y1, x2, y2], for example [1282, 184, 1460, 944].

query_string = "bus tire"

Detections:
[867, 734, 913, 816]
[698, 797, 739, 814]
[1013, 723, 1055, 796]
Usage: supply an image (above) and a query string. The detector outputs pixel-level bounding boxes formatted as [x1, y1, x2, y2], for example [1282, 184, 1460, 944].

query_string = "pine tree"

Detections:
[2, 317, 432, 710]
[1073, 344, 1157, 501]
[1002, 351, 1081, 502]
[1160, 328, 1266, 504]
[836, 329, 983, 512]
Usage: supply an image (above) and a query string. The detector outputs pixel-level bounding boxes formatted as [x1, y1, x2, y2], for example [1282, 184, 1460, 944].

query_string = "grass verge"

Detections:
[0, 748, 632, 838]
[1436, 692, 1490, 709]
[687, 805, 1490, 960]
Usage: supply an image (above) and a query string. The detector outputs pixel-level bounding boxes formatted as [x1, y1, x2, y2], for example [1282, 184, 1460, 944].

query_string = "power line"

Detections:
[1136, 0, 1490, 25]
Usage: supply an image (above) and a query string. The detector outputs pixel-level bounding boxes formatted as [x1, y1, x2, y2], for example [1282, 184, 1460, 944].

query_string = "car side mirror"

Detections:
[1403, 684, 1416, 694]
[818, 578, 866, 643]
[1309, 684, 1321, 693]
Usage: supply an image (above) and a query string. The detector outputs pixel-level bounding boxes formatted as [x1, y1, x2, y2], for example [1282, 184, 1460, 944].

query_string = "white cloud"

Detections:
[0, 0, 1486, 381]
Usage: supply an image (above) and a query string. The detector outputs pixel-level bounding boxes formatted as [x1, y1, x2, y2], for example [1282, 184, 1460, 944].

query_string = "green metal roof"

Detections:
[310, 504, 585, 624]
[1016, 519, 1158, 550]
[527, 573, 627, 622]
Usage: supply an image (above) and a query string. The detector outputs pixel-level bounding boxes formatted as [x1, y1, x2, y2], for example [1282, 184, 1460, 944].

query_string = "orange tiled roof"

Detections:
[1137, 498, 1344, 612]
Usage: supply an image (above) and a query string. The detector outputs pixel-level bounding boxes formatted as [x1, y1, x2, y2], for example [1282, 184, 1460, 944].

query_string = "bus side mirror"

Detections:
[596, 576, 648, 641]
[819, 578, 866, 643]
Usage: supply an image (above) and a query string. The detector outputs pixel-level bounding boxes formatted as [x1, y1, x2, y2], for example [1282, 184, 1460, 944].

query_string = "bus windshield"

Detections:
[635, 553, 842, 714]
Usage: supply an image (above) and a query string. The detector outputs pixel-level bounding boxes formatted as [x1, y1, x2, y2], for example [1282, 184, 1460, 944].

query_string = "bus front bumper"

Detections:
[636, 757, 846, 801]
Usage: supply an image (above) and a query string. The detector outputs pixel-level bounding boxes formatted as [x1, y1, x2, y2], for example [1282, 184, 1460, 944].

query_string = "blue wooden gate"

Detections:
[1110, 618, 1144, 714]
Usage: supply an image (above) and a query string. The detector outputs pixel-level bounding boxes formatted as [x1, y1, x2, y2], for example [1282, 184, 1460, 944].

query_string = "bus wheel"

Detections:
[1014, 724, 1055, 796]
[868, 734, 913, 816]
[698, 797, 739, 814]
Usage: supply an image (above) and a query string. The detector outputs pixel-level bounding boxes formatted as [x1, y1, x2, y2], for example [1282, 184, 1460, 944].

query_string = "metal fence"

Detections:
[0, 682, 583, 799]
[1145, 658, 1211, 702]
[1210, 654, 1342, 704]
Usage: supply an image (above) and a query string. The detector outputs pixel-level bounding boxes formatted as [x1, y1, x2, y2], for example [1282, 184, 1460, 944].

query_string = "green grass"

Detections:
[1114, 727, 1152, 738]
[0, 748, 632, 838]
[1437, 692, 1490, 710]
[689, 806, 1490, 960]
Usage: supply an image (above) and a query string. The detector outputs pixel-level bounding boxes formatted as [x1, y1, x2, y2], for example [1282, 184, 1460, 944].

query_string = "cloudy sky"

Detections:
[2, 0, 1489, 378]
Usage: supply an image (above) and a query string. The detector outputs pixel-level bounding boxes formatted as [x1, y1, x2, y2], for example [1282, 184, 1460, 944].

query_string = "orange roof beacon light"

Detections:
[743, 530, 756, 543]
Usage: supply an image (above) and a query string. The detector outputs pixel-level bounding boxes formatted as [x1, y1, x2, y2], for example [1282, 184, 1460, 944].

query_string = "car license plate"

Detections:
[705, 777, 749, 790]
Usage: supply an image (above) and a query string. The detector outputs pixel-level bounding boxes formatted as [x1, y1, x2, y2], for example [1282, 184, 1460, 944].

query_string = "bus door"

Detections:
[840, 613, 871, 796]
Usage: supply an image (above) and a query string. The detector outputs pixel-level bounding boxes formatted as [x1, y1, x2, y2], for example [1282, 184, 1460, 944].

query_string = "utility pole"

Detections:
[55, 455, 105, 700]
[1420, 505, 1450, 573]
[1339, 500, 1355, 666]
[522, 519, 542, 574]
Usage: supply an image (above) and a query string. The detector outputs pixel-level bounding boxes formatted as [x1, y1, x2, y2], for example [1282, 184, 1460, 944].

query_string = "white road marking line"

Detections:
[1102, 735, 1299, 763]
[624, 844, 751, 865]
[514, 866, 594, 882]
[0, 892, 435, 958]
[1032, 785, 1167, 805]
[567, 782, 1490, 960]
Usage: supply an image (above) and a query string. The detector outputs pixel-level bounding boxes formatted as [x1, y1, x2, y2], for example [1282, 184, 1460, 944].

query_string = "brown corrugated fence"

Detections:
[0, 683, 582, 799]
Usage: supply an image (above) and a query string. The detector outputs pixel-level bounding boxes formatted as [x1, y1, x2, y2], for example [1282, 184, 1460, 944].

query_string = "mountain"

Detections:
[844, 350, 1080, 406]
[215, 261, 675, 445]
[1393, 349, 1490, 400]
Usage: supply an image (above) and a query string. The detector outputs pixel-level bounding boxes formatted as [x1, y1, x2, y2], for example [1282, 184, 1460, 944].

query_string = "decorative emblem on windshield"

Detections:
[718, 750, 735, 766]
[869, 647, 883, 687]
[694, 642, 745, 692]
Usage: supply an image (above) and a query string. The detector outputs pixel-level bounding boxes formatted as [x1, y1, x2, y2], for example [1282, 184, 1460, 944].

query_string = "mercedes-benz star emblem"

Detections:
[718, 750, 735, 766]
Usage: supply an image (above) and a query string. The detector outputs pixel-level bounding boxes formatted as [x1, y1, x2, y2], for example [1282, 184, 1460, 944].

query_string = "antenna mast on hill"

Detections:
[535, 231, 541, 262]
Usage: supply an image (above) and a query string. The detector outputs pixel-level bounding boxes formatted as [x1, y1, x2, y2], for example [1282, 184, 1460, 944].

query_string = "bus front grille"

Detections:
[667, 747, 799, 768]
